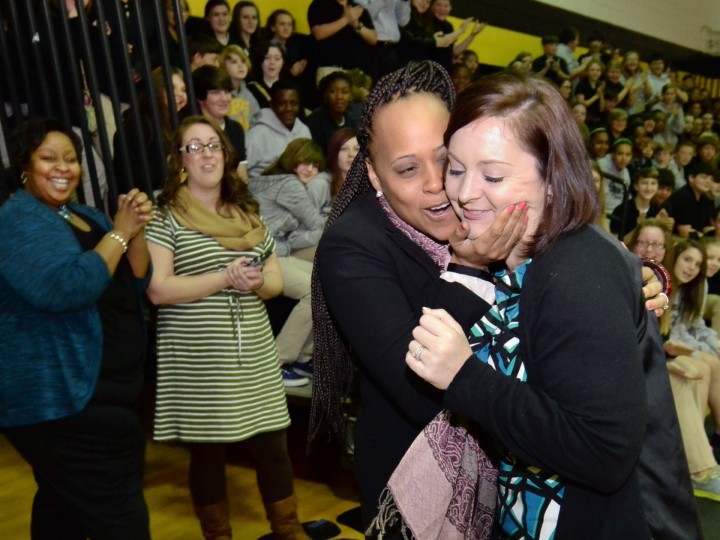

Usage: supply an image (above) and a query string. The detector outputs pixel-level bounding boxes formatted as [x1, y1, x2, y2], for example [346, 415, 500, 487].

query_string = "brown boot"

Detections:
[194, 499, 232, 540]
[264, 493, 311, 540]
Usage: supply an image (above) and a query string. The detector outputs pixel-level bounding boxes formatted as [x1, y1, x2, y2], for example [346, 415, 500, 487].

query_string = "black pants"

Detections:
[5, 404, 150, 540]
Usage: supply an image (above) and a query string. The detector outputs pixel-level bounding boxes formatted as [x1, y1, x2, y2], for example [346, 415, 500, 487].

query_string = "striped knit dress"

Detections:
[146, 209, 290, 442]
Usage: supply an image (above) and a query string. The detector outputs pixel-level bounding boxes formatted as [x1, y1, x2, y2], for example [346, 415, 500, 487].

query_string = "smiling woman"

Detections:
[0, 117, 153, 538]
[145, 116, 313, 539]
[406, 72, 700, 538]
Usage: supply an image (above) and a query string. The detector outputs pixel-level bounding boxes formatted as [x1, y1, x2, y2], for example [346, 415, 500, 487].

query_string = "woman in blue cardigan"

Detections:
[0, 117, 153, 539]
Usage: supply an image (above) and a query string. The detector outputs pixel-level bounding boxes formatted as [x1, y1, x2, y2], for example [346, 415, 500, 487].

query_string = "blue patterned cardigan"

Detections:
[0, 190, 147, 427]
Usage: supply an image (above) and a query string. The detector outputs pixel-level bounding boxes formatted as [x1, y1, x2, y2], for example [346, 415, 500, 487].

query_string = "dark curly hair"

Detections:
[309, 61, 455, 442]
[9, 117, 82, 191]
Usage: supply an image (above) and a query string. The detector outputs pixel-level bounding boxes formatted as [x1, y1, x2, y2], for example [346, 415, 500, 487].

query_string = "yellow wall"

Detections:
[185, 0, 573, 67]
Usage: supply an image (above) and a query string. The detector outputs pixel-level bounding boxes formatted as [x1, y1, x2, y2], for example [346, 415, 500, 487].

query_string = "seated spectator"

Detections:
[272, 138, 331, 217]
[249, 143, 326, 386]
[165, 0, 193, 69]
[628, 130, 655, 177]
[597, 137, 633, 213]
[646, 52, 672, 105]
[557, 79, 573, 106]
[305, 71, 358, 155]
[429, 0, 484, 72]
[627, 218, 674, 263]
[531, 35, 569, 87]
[203, 0, 236, 47]
[687, 101, 704, 118]
[690, 132, 719, 170]
[653, 142, 673, 171]
[188, 33, 223, 71]
[572, 103, 590, 145]
[250, 140, 326, 262]
[588, 127, 610, 160]
[610, 167, 660, 240]
[114, 67, 188, 192]
[603, 59, 632, 110]
[578, 30, 610, 65]
[219, 45, 260, 131]
[620, 50, 649, 115]
[509, 51, 533, 74]
[192, 65, 248, 181]
[607, 107, 628, 144]
[669, 140, 696, 189]
[703, 237, 720, 334]
[346, 68, 373, 104]
[264, 9, 316, 107]
[556, 26, 592, 80]
[461, 49, 479, 79]
[248, 41, 288, 110]
[450, 63, 473, 94]
[326, 127, 359, 205]
[308, 0, 378, 82]
[246, 80, 311, 178]
[400, 0, 466, 67]
[652, 85, 685, 147]
[653, 168, 676, 206]
[663, 240, 720, 499]
[702, 111, 720, 135]
[664, 161, 717, 238]
[231, 1, 261, 55]
[575, 59, 605, 128]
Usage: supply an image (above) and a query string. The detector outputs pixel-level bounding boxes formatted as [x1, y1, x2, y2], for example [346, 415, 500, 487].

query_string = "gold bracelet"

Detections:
[108, 232, 129, 253]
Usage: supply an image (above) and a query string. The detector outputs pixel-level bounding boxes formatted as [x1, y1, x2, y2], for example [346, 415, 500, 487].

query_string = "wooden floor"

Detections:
[0, 397, 364, 540]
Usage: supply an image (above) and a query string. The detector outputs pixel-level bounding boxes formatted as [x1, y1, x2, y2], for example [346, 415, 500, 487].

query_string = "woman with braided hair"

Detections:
[310, 60, 528, 531]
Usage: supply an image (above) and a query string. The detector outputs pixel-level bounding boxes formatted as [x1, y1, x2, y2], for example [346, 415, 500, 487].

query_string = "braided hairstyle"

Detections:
[309, 61, 455, 442]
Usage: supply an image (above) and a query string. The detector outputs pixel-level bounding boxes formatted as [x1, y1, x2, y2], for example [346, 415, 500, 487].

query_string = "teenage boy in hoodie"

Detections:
[246, 80, 311, 178]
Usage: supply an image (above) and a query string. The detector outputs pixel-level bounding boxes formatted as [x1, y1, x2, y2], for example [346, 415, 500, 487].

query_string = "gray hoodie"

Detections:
[249, 173, 325, 257]
[246, 108, 312, 178]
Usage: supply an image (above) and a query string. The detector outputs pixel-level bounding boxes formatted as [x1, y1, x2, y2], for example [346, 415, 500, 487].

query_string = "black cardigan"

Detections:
[317, 191, 490, 523]
[445, 225, 699, 539]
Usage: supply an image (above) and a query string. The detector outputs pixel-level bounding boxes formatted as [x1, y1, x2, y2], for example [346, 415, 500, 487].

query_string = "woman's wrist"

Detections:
[107, 230, 129, 253]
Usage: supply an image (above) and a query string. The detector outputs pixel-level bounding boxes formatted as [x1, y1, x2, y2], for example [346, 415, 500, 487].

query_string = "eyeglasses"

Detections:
[179, 141, 224, 154]
[636, 240, 665, 249]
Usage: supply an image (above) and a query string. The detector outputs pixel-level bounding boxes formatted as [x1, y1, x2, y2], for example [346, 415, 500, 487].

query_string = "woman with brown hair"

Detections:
[146, 116, 310, 539]
[407, 71, 698, 538]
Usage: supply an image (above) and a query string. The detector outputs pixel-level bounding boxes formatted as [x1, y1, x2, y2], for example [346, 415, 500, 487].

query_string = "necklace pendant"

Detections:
[58, 205, 72, 221]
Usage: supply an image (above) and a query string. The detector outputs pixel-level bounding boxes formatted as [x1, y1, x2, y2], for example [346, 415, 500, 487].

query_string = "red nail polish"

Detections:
[508, 204, 515, 213]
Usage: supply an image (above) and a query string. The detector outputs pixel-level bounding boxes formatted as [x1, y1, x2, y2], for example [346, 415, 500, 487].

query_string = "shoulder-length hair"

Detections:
[444, 71, 597, 258]
[263, 138, 325, 176]
[231, 1, 261, 48]
[157, 116, 258, 215]
[326, 127, 358, 198]
[670, 239, 707, 324]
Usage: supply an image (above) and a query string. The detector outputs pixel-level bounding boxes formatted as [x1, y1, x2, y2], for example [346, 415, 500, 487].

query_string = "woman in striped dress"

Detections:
[146, 116, 310, 540]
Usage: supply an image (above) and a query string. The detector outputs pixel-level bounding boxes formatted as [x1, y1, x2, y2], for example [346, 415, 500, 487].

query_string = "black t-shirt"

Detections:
[223, 116, 247, 167]
[307, 0, 374, 72]
[532, 55, 569, 87]
[70, 218, 145, 408]
[430, 18, 454, 71]
[663, 184, 715, 235]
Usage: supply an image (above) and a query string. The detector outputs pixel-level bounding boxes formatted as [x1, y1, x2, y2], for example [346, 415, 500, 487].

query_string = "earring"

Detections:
[180, 167, 188, 184]
[21, 171, 28, 185]
[376, 190, 383, 198]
